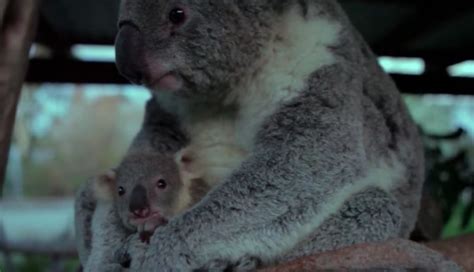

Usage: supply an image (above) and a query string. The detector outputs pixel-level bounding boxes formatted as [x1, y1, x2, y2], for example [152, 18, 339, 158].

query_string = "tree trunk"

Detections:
[0, 0, 40, 195]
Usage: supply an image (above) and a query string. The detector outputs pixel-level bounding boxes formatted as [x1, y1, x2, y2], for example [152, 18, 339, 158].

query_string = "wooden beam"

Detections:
[375, 49, 474, 65]
[26, 58, 128, 84]
[391, 74, 474, 95]
[373, 1, 474, 51]
[35, 14, 115, 47]
[0, 0, 40, 196]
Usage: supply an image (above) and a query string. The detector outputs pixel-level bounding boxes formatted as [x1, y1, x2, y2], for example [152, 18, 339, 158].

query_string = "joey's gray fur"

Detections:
[75, 151, 216, 272]
[75, 176, 130, 272]
[75, 141, 245, 271]
[76, 0, 425, 270]
[75, 179, 127, 272]
[75, 179, 96, 266]
[84, 201, 129, 272]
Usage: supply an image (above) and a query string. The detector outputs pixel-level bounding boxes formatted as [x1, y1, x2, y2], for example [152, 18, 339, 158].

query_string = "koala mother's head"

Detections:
[116, 0, 285, 100]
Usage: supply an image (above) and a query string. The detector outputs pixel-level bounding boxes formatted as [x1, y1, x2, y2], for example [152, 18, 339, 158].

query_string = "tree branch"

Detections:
[0, 0, 40, 195]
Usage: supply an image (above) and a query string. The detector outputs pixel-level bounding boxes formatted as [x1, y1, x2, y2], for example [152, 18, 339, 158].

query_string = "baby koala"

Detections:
[84, 150, 213, 272]
[94, 150, 209, 242]
[84, 119, 248, 271]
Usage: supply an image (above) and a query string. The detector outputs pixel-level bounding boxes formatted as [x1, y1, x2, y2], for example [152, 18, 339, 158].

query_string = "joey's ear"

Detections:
[93, 169, 117, 201]
[175, 148, 202, 181]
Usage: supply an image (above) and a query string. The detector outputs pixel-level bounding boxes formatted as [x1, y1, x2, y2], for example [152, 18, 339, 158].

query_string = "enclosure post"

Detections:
[0, 0, 40, 196]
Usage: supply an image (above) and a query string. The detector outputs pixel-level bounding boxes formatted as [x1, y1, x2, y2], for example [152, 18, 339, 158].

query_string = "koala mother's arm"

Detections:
[130, 67, 402, 270]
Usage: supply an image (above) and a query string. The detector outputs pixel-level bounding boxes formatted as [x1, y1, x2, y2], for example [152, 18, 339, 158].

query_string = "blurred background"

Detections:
[1, 0, 473, 271]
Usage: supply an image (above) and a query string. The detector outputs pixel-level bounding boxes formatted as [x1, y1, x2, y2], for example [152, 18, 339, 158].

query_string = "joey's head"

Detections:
[115, 0, 284, 100]
[114, 153, 185, 232]
[112, 151, 209, 234]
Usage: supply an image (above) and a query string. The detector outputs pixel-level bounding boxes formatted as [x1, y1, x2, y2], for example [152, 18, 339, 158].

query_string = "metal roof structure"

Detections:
[27, 0, 474, 94]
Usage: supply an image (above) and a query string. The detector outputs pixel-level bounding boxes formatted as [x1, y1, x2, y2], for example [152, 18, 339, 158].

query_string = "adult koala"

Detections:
[81, 0, 425, 270]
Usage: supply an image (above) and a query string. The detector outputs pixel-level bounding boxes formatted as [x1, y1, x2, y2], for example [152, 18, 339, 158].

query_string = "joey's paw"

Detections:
[117, 228, 199, 271]
[114, 250, 131, 269]
[114, 233, 148, 269]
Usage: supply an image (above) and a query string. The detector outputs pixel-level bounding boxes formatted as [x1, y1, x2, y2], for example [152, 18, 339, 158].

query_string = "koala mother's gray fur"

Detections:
[77, 0, 424, 270]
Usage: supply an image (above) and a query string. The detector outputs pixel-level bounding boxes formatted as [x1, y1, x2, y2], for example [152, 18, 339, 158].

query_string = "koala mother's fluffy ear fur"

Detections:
[93, 169, 117, 202]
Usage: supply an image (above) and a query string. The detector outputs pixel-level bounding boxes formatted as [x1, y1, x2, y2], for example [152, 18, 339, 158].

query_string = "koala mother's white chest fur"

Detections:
[229, 7, 342, 149]
[156, 7, 342, 180]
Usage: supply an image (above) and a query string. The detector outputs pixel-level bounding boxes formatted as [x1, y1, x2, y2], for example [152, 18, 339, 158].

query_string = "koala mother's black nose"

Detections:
[115, 23, 146, 85]
[129, 185, 150, 218]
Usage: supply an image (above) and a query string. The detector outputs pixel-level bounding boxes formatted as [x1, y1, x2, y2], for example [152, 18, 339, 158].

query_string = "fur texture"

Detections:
[75, 177, 130, 272]
[76, 0, 424, 271]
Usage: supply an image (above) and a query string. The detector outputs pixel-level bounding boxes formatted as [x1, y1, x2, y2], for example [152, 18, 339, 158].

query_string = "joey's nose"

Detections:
[115, 24, 146, 84]
[129, 185, 150, 218]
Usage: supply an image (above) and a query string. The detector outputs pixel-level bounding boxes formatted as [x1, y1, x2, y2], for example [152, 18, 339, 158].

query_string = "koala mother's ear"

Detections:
[93, 169, 117, 202]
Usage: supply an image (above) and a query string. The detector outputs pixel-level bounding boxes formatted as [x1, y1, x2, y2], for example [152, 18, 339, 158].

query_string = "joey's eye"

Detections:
[156, 179, 167, 190]
[169, 8, 186, 25]
[118, 186, 126, 196]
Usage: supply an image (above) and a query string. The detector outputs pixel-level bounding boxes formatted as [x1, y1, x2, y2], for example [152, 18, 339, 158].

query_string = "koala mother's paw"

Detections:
[233, 255, 261, 272]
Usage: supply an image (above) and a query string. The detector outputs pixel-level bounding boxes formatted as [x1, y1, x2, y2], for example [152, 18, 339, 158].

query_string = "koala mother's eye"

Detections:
[118, 186, 126, 196]
[156, 179, 167, 190]
[169, 8, 186, 25]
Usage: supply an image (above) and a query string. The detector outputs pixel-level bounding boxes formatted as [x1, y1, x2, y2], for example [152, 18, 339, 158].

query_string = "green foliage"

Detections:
[13, 255, 49, 272]
[0, 255, 79, 272]
[422, 129, 474, 237]
[443, 202, 474, 237]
